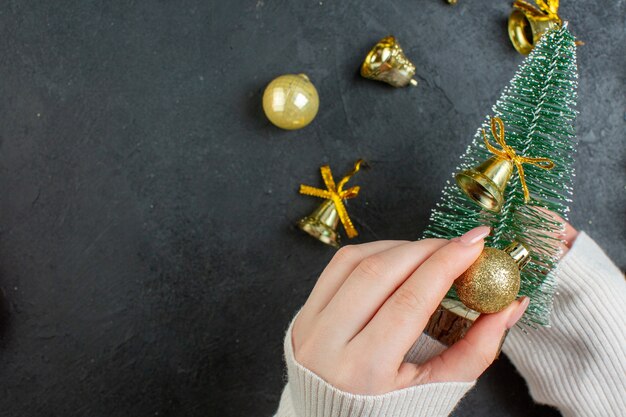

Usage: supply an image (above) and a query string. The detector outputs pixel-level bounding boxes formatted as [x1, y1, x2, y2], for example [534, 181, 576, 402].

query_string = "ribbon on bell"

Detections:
[482, 117, 555, 203]
[299, 159, 364, 238]
[512, 0, 561, 24]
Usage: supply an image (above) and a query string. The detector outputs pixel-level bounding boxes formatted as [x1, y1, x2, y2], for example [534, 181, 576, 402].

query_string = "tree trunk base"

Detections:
[425, 299, 508, 357]
[425, 299, 479, 346]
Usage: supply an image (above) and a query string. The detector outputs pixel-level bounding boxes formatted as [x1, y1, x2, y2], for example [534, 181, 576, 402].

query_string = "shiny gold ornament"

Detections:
[262, 74, 319, 130]
[456, 156, 513, 213]
[508, 0, 561, 55]
[454, 242, 530, 313]
[298, 200, 341, 248]
[298, 160, 364, 247]
[360, 36, 418, 88]
[456, 117, 555, 212]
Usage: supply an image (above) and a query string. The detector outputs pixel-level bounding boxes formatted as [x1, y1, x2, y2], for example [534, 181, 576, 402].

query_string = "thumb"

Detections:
[417, 296, 530, 383]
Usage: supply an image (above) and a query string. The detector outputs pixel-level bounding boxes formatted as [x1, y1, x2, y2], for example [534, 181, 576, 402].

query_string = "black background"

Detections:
[0, 1, 624, 416]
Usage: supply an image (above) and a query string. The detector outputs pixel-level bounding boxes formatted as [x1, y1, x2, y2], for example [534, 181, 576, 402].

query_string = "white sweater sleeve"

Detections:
[503, 232, 626, 417]
[275, 320, 474, 417]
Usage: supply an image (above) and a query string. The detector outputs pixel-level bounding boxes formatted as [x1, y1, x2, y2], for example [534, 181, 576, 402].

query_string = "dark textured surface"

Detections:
[0, 1, 623, 416]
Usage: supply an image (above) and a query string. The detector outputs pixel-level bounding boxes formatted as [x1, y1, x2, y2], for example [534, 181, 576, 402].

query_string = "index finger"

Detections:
[352, 226, 490, 366]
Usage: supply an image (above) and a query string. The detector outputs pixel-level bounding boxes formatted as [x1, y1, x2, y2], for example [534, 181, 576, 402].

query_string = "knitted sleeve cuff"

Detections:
[275, 319, 474, 417]
[503, 232, 626, 417]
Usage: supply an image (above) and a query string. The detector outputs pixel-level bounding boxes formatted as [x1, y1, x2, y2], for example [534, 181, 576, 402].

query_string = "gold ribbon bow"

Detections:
[482, 117, 555, 203]
[299, 159, 364, 238]
[513, 0, 561, 23]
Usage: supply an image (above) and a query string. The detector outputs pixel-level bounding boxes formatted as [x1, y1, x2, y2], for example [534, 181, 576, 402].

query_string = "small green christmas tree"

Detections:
[424, 25, 578, 327]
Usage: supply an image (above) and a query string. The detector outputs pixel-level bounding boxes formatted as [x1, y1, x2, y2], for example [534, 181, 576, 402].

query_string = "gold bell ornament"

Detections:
[262, 73, 319, 130]
[297, 160, 365, 248]
[360, 36, 418, 88]
[454, 241, 531, 313]
[508, 0, 561, 55]
[455, 117, 555, 213]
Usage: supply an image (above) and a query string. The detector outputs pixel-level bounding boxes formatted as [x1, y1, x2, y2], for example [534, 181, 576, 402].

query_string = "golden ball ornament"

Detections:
[262, 73, 319, 130]
[454, 247, 521, 314]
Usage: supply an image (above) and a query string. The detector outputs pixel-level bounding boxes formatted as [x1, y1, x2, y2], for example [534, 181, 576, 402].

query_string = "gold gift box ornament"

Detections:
[508, 0, 561, 55]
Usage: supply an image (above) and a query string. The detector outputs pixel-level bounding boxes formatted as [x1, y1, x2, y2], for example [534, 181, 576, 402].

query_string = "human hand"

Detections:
[291, 226, 530, 395]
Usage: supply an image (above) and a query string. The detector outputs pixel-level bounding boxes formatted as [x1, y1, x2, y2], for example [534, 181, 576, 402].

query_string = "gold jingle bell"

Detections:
[298, 160, 364, 248]
[456, 117, 555, 212]
[454, 241, 531, 314]
[456, 156, 513, 213]
[508, 0, 561, 55]
[298, 200, 341, 248]
[360, 36, 418, 88]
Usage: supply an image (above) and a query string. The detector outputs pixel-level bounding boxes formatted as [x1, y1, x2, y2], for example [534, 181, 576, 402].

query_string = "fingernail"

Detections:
[454, 226, 491, 246]
[495, 329, 510, 359]
[506, 296, 530, 329]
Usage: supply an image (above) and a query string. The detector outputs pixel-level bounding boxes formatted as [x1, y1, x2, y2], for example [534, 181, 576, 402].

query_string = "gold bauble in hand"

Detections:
[454, 242, 530, 313]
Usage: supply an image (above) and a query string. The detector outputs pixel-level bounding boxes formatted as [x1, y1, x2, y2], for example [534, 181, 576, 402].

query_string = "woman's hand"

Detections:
[291, 226, 530, 395]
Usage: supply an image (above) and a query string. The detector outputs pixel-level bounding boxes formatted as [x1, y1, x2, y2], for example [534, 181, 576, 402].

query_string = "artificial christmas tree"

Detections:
[424, 25, 578, 340]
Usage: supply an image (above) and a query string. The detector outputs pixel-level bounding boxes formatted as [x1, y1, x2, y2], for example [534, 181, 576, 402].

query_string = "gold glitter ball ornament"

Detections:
[262, 74, 319, 130]
[454, 242, 530, 314]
